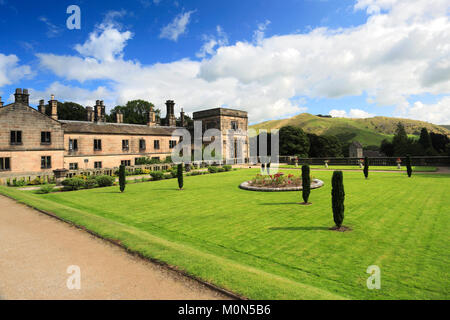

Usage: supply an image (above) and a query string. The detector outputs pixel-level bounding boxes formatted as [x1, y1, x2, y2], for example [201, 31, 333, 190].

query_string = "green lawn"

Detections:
[279, 165, 437, 172]
[1, 169, 449, 300]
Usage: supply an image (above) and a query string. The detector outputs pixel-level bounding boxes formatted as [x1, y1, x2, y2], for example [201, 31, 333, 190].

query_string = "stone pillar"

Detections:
[116, 110, 123, 123]
[49, 94, 58, 120]
[165, 100, 176, 127]
[53, 169, 68, 186]
[86, 106, 94, 122]
[38, 100, 45, 113]
[180, 108, 185, 127]
[0, 96, 3, 107]
[147, 107, 156, 126]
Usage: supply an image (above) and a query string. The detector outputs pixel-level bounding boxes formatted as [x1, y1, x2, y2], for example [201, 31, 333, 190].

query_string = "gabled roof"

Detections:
[0, 102, 61, 124]
[350, 141, 363, 148]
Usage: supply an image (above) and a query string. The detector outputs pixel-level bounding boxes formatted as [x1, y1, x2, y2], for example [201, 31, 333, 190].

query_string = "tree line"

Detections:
[380, 123, 450, 157]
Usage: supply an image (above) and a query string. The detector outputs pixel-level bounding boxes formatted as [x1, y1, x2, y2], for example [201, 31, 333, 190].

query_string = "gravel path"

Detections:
[0, 196, 230, 300]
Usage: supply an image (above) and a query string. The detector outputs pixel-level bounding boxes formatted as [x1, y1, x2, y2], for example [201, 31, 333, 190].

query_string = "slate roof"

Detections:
[350, 141, 363, 148]
[59, 120, 181, 136]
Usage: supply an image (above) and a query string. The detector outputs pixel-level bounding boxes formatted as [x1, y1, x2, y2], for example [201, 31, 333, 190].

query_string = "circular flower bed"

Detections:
[239, 172, 324, 192]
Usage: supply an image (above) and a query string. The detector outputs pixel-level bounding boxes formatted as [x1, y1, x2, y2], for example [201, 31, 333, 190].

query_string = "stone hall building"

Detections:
[0, 89, 248, 180]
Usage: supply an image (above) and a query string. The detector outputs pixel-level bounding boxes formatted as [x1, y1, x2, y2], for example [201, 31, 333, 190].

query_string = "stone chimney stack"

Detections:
[14, 88, 30, 105]
[0, 96, 3, 108]
[23, 89, 29, 105]
[180, 108, 185, 127]
[116, 110, 123, 123]
[49, 94, 58, 120]
[147, 106, 156, 126]
[86, 106, 94, 122]
[165, 100, 176, 127]
[38, 100, 45, 113]
[94, 100, 105, 122]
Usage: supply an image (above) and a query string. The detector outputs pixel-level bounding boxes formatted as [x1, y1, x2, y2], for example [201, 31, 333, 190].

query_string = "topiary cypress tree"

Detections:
[267, 163, 271, 174]
[301, 165, 311, 204]
[177, 163, 184, 189]
[331, 171, 345, 228]
[406, 155, 412, 177]
[119, 164, 126, 192]
[363, 156, 369, 179]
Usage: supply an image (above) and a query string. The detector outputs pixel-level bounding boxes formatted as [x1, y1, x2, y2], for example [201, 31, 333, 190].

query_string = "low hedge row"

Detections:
[61, 175, 115, 191]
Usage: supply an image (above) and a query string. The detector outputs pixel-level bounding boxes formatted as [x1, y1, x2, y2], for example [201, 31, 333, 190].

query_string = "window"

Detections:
[122, 139, 129, 151]
[41, 132, 51, 144]
[154, 140, 160, 149]
[94, 161, 102, 169]
[41, 156, 51, 169]
[69, 139, 78, 151]
[231, 121, 238, 130]
[121, 160, 131, 166]
[0, 157, 11, 171]
[69, 163, 78, 170]
[169, 140, 177, 149]
[94, 139, 102, 151]
[139, 139, 146, 150]
[10, 131, 22, 145]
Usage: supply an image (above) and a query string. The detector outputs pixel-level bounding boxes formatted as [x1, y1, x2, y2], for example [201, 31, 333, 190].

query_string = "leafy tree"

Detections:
[406, 155, 412, 177]
[392, 122, 409, 156]
[418, 128, 432, 150]
[363, 156, 369, 179]
[177, 163, 183, 190]
[110, 100, 160, 124]
[430, 132, 450, 154]
[308, 134, 343, 158]
[331, 171, 345, 228]
[45, 102, 86, 121]
[279, 126, 309, 157]
[301, 165, 311, 204]
[119, 165, 126, 192]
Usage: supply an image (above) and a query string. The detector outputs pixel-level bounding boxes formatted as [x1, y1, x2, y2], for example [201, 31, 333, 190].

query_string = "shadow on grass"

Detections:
[269, 226, 329, 231]
[260, 202, 302, 205]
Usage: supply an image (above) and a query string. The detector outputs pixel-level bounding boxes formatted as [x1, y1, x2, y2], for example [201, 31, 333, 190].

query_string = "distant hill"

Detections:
[440, 125, 450, 130]
[250, 113, 450, 147]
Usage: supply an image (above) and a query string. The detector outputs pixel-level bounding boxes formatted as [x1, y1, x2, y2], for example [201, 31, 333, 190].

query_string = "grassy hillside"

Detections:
[251, 113, 450, 146]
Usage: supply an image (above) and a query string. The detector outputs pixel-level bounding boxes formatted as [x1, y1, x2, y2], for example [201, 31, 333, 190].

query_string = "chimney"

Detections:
[116, 110, 123, 123]
[0, 96, 3, 108]
[147, 106, 156, 126]
[86, 106, 94, 122]
[94, 100, 105, 122]
[180, 108, 185, 127]
[165, 100, 176, 127]
[22, 89, 29, 105]
[38, 100, 45, 113]
[13, 88, 30, 105]
[49, 94, 58, 120]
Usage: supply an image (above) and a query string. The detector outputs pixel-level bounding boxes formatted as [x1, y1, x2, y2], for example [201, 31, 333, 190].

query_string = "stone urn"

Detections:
[53, 168, 68, 186]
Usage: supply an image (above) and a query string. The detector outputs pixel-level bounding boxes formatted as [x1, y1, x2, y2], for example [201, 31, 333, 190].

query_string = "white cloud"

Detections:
[39, 16, 63, 38]
[196, 26, 228, 58]
[253, 20, 271, 45]
[406, 97, 450, 124]
[329, 109, 348, 118]
[329, 108, 375, 118]
[0, 53, 32, 88]
[28, 82, 113, 107]
[35, 0, 450, 124]
[160, 11, 195, 41]
[74, 21, 132, 63]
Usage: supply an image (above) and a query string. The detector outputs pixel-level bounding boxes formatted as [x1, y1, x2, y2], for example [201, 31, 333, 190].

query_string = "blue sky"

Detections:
[0, 0, 449, 124]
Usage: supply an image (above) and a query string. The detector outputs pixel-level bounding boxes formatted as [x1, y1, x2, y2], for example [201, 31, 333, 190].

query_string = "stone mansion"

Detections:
[0, 89, 249, 180]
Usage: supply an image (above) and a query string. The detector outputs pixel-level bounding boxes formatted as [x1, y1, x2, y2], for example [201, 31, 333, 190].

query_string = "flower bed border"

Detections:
[239, 179, 324, 192]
